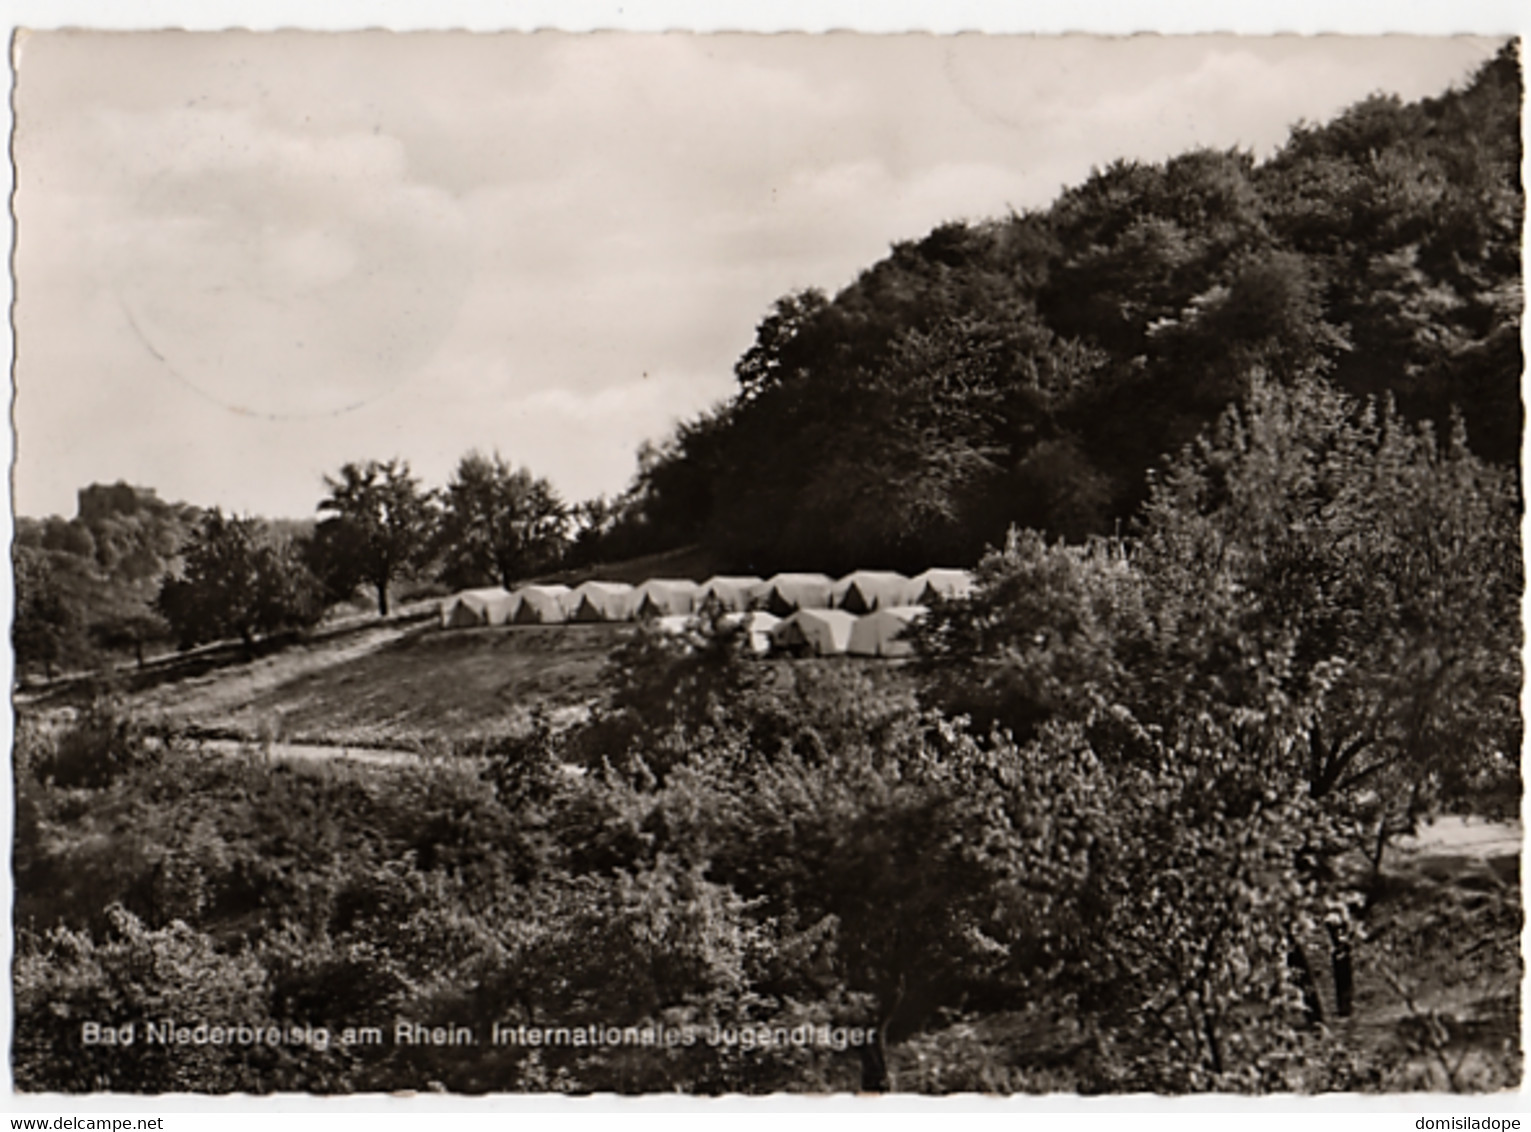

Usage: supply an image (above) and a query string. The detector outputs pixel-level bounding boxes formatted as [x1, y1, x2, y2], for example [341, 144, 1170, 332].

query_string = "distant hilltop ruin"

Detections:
[76, 481, 163, 523]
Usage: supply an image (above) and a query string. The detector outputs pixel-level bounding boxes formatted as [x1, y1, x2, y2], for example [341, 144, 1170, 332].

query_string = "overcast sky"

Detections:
[11, 30, 1505, 519]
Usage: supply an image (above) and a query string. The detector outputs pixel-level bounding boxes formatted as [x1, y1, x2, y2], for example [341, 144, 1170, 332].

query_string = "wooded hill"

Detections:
[13, 483, 328, 676]
[597, 43, 1522, 576]
[14, 484, 203, 673]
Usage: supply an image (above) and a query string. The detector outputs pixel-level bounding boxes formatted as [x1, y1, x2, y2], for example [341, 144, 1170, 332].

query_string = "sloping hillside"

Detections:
[598, 45, 1521, 575]
[71, 619, 628, 749]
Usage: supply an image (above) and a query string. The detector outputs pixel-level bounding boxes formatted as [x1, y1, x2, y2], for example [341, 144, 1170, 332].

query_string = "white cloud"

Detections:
[19, 99, 473, 421]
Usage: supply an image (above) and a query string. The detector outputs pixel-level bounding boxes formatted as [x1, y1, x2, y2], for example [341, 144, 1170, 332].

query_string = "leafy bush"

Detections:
[14, 906, 273, 1093]
[30, 701, 159, 790]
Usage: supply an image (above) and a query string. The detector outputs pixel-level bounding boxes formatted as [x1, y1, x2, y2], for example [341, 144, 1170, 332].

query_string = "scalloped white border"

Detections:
[0, 0, 1524, 33]
[1, 0, 1525, 1121]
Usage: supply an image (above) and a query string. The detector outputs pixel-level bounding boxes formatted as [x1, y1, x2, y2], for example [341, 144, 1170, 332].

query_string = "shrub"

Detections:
[13, 906, 272, 1093]
[33, 700, 159, 790]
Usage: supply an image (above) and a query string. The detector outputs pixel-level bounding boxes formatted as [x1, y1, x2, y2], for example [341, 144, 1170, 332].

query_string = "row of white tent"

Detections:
[440, 568, 974, 629]
[654, 605, 929, 658]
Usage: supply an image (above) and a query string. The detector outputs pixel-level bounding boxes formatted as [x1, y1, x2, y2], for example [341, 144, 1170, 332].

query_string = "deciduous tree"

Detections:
[436, 451, 568, 589]
[14, 546, 80, 679]
[316, 459, 434, 616]
[156, 510, 324, 650]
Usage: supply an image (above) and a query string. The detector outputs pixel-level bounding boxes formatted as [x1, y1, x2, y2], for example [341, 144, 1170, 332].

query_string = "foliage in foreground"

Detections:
[13, 669, 1519, 1092]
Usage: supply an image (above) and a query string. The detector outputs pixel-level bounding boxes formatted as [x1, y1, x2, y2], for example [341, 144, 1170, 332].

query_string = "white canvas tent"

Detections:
[831, 570, 915, 614]
[770, 608, 858, 656]
[634, 578, 701, 618]
[750, 572, 835, 616]
[846, 604, 927, 658]
[441, 586, 516, 628]
[718, 609, 780, 654]
[441, 591, 482, 628]
[566, 580, 637, 622]
[512, 583, 572, 624]
[911, 568, 975, 604]
[652, 613, 695, 636]
[477, 589, 521, 626]
[697, 575, 762, 612]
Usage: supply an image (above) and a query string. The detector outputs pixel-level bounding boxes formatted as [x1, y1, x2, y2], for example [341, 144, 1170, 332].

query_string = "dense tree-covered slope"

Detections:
[602, 44, 1522, 575]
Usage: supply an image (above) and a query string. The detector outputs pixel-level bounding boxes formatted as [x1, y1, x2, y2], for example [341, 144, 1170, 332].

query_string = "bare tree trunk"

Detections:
[1326, 920, 1354, 1018]
[860, 979, 904, 1093]
[1287, 936, 1325, 1025]
[858, 1037, 889, 1093]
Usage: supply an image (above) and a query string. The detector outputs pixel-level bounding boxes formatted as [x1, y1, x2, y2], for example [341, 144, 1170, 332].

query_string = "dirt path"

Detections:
[188, 737, 590, 781]
[190, 736, 427, 768]
[1393, 815, 1522, 860]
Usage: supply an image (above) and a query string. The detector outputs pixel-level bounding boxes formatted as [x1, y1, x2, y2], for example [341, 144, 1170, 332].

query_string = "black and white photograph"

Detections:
[7, 19, 1524, 1099]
